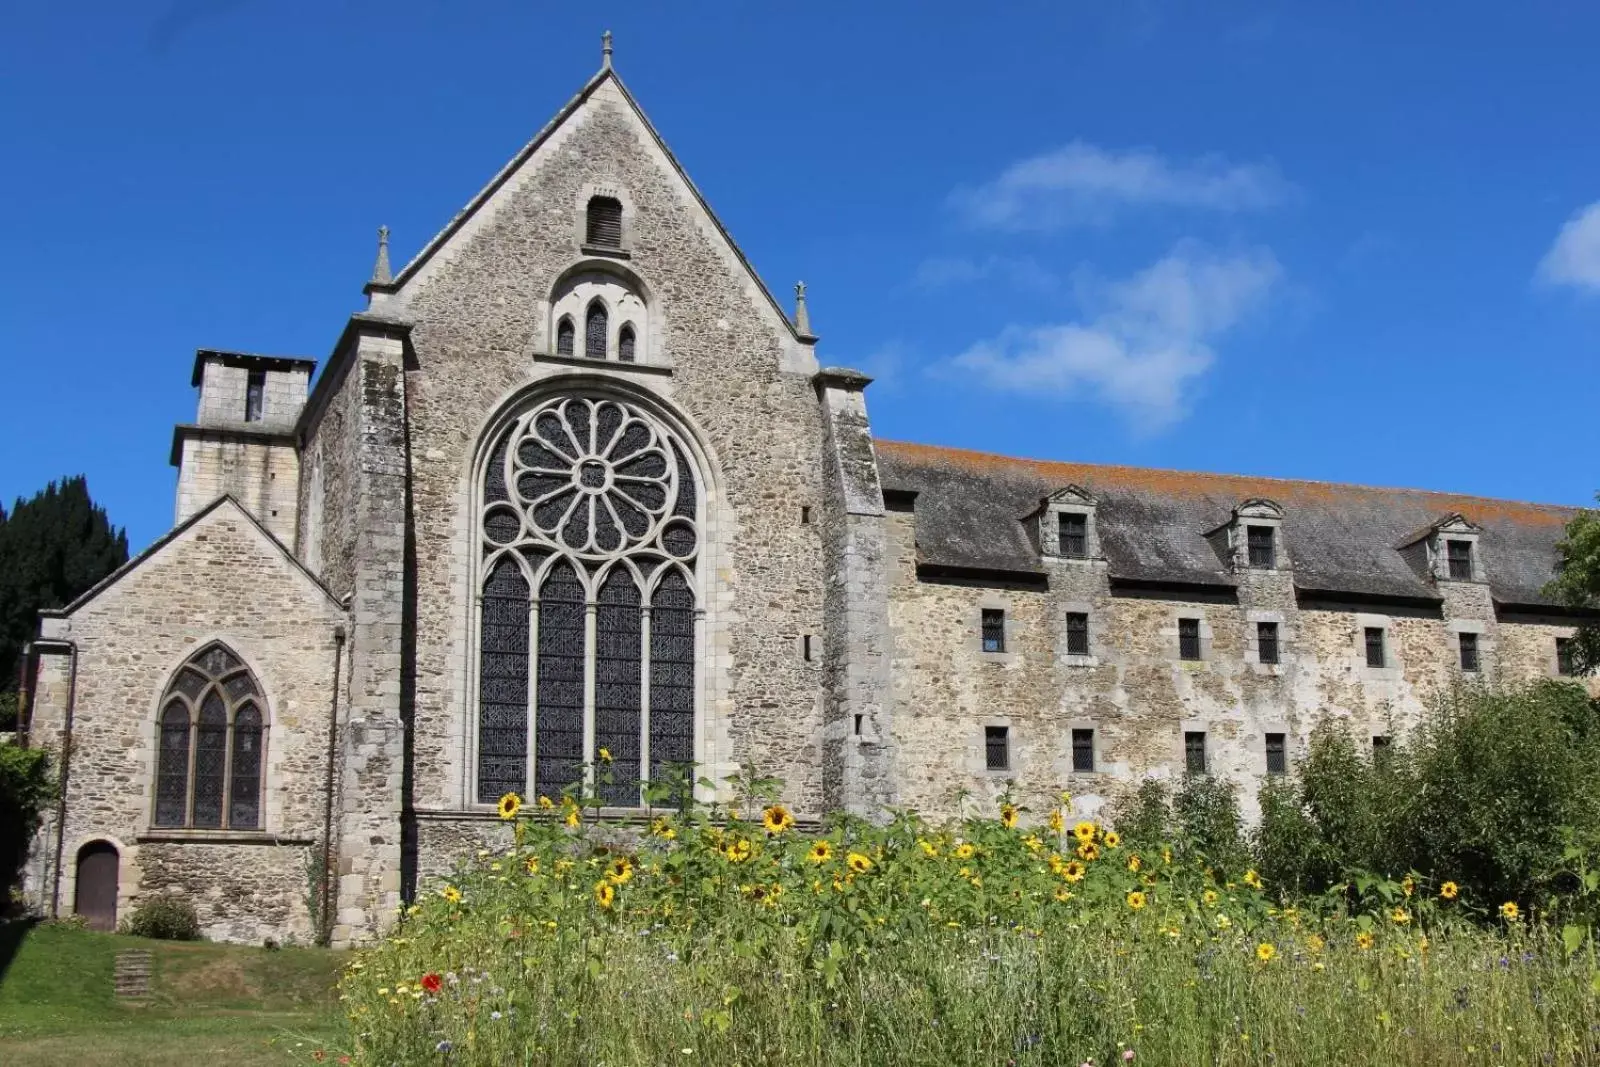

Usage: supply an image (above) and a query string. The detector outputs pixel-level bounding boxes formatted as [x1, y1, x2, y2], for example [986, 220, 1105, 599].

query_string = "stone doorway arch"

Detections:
[73, 841, 119, 932]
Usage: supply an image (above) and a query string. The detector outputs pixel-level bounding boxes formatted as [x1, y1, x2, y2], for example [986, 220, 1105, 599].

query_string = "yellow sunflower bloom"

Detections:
[1390, 907, 1411, 925]
[1161, 847, 1173, 865]
[1202, 889, 1219, 907]
[537, 794, 555, 811]
[1076, 841, 1100, 862]
[1400, 876, 1415, 898]
[955, 843, 976, 860]
[1500, 901, 1520, 921]
[1440, 881, 1459, 900]
[1054, 885, 1072, 902]
[597, 747, 613, 764]
[918, 839, 939, 858]
[594, 881, 615, 909]
[525, 855, 540, 876]
[608, 857, 635, 885]
[846, 852, 873, 874]
[1305, 933, 1325, 954]
[726, 839, 753, 863]
[497, 792, 522, 820]
[1126, 890, 1147, 911]
[807, 840, 834, 864]
[1256, 942, 1276, 963]
[1047, 853, 1065, 874]
[999, 803, 1019, 830]
[762, 804, 795, 834]
[1022, 834, 1043, 854]
[1243, 869, 1263, 889]
[441, 885, 462, 903]
[1127, 854, 1142, 873]
[1062, 860, 1086, 883]
[651, 817, 677, 840]
[1048, 810, 1064, 834]
[1355, 931, 1375, 951]
[565, 808, 580, 830]
[1073, 821, 1097, 843]
[1103, 830, 1121, 849]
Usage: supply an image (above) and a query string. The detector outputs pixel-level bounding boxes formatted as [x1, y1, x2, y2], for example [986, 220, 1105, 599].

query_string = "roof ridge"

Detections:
[876, 438, 1583, 515]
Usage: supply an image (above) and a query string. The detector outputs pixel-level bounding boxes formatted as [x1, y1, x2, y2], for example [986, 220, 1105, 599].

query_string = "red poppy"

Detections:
[420, 972, 443, 995]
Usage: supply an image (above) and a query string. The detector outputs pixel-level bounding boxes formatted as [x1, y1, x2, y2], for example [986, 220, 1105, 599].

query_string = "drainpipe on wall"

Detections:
[36, 639, 79, 920]
[15, 642, 36, 748]
[319, 625, 346, 947]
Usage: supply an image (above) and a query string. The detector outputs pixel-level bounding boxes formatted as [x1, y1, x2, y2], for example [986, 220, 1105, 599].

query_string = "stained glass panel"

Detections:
[536, 561, 587, 799]
[585, 303, 608, 359]
[618, 326, 636, 363]
[155, 701, 190, 827]
[595, 568, 642, 805]
[192, 691, 227, 828]
[484, 436, 509, 504]
[477, 559, 530, 803]
[649, 570, 696, 783]
[556, 317, 575, 357]
[673, 444, 697, 520]
[174, 668, 208, 702]
[230, 704, 263, 829]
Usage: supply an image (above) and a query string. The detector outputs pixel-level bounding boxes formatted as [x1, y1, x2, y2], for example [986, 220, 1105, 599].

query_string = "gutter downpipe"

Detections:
[40, 639, 79, 920]
[320, 625, 346, 947]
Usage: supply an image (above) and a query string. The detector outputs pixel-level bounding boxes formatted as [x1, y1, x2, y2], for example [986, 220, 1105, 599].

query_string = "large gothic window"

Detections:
[477, 394, 702, 806]
[153, 642, 266, 830]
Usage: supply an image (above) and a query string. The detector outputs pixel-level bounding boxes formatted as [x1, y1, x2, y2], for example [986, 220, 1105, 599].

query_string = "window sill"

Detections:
[580, 244, 631, 260]
[136, 830, 313, 846]
[534, 351, 673, 376]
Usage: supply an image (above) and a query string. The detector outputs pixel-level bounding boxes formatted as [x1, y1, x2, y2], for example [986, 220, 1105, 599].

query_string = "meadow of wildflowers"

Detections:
[336, 771, 1600, 1066]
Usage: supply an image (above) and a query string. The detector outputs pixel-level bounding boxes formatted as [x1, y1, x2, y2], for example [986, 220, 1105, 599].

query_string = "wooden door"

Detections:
[74, 842, 119, 932]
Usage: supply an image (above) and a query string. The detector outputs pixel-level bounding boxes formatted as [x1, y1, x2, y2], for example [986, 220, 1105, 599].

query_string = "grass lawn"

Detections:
[0, 921, 345, 1066]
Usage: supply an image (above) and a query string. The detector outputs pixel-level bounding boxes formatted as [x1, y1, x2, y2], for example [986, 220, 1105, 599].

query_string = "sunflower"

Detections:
[1243, 869, 1263, 889]
[565, 808, 581, 830]
[807, 840, 834, 864]
[651, 817, 677, 841]
[919, 839, 939, 858]
[1073, 821, 1098, 843]
[1355, 931, 1375, 951]
[1390, 907, 1411, 925]
[1062, 860, 1086, 883]
[1400, 876, 1415, 898]
[955, 843, 976, 860]
[1047, 854, 1065, 874]
[1500, 901, 1520, 921]
[597, 747, 613, 764]
[525, 855, 540, 876]
[1126, 890, 1147, 911]
[607, 857, 635, 885]
[1127, 854, 1142, 873]
[497, 792, 522, 820]
[594, 881, 616, 909]
[1048, 810, 1064, 834]
[725, 839, 753, 863]
[1102, 830, 1121, 849]
[1054, 885, 1072, 903]
[1161, 847, 1173, 865]
[847, 852, 873, 874]
[762, 804, 795, 835]
[1076, 841, 1100, 862]
[1304, 933, 1325, 954]
[537, 795, 555, 811]
[441, 885, 462, 903]
[1439, 881, 1459, 900]
[1022, 834, 1044, 855]
[1256, 942, 1276, 963]
[999, 803, 1019, 830]
[1202, 889, 1219, 907]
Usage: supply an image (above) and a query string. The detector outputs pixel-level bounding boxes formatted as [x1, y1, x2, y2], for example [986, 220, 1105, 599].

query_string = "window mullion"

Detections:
[221, 709, 235, 830]
[186, 716, 198, 828]
[583, 599, 598, 794]
[639, 604, 652, 807]
[526, 597, 540, 800]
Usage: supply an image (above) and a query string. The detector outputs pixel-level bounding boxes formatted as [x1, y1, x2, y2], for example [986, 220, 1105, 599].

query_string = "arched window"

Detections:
[586, 196, 623, 248]
[584, 301, 608, 359]
[556, 316, 575, 357]
[618, 324, 636, 363]
[152, 643, 266, 829]
[476, 395, 702, 806]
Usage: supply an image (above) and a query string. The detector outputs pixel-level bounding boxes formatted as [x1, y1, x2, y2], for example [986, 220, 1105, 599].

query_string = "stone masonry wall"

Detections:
[175, 436, 300, 543]
[25, 503, 346, 944]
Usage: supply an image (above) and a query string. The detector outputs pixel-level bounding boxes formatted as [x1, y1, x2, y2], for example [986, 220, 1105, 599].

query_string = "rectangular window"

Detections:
[1071, 728, 1095, 773]
[1257, 621, 1280, 665]
[985, 725, 1010, 771]
[1365, 626, 1387, 668]
[1184, 730, 1207, 775]
[1458, 632, 1480, 672]
[244, 369, 265, 423]
[1247, 525, 1276, 569]
[1065, 612, 1090, 656]
[981, 609, 1006, 653]
[1058, 512, 1088, 558]
[1446, 539, 1473, 580]
[1178, 617, 1202, 661]
[1557, 637, 1576, 676]
[1265, 732, 1287, 776]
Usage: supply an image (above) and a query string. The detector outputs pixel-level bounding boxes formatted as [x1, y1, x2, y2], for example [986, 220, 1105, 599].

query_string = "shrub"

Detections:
[1109, 777, 1170, 846]
[0, 741, 54, 908]
[121, 893, 200, 940]
[1172, 772, 1246, 871]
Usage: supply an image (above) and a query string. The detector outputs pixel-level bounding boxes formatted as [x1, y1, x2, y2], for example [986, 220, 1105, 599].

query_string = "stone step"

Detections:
[113, 951, 153, 999]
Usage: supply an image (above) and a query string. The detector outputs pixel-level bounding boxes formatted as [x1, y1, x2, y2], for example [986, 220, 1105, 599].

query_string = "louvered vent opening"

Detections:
[586, 197, 623, 248]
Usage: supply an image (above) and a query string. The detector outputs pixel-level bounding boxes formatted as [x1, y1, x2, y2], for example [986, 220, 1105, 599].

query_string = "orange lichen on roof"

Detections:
[877, 439, 1579, 529]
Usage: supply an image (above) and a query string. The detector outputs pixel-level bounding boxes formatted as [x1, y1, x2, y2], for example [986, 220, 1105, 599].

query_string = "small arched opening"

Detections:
[74, 840, 120, 932]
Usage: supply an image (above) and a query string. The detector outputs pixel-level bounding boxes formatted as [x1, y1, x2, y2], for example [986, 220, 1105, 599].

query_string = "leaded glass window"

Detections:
[556, 317, 575, 357]
[151, 642, 267, 829]
[478, 394, 703, 807]
[618, 324, 636, 363]
[585, 302, 608, 359]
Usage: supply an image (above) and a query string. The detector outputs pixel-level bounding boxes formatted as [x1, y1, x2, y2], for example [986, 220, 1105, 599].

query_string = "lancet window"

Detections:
[153, 642, 265, 830]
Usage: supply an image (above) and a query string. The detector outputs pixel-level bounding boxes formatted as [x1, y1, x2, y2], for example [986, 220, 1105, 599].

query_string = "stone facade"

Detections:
[19, 55, 1596, 946]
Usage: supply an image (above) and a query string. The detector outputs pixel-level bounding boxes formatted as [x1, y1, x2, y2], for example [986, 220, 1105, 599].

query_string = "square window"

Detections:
[245, 369, 265, 423]
[1257, 621, 1280, 665]
[1058, 512, 1088, 558]
[1247, 525, 1276, 569]
[981, 609, 1006, 653]
[1364, 627, 1387, 668]
[1265, 732, 1287, 776]
[985, 725, 1010, 771]
[1184, 730, 1207, 774]
[1178, 617, 1202, 661]
[1071, 728, 1095, 773]
[1065, 612, 1090, 656]
[1446, 539, 1473, 581]
[1557, 637, 1576, 676]
[1458, 632, 1480, 672]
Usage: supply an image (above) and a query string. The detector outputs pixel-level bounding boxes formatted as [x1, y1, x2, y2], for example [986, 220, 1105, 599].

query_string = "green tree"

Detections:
[1548, 500, 1600, 674]
[0, 477, 128, 703]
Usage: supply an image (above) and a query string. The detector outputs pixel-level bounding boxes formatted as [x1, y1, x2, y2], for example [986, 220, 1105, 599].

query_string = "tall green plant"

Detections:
[0, 741, 55, 909]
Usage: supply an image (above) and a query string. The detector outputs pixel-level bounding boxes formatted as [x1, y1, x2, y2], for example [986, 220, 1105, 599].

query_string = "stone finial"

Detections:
[793, 281, 814, 337]
[368, 225, 392, 286]
[602, 29, 613, 69]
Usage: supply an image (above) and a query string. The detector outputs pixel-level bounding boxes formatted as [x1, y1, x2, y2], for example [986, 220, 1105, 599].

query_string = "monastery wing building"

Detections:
[20, 46, 1596, 945]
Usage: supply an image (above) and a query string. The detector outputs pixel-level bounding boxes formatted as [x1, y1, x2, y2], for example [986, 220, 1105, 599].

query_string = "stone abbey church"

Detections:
[20, 49, 1596, 946]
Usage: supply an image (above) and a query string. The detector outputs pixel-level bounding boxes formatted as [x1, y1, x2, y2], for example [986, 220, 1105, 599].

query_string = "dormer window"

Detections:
[1037, 485, 1098, 561]
[1446, 539, 1473, 581]
[1247, 525, 1276, 569]
[1059, 513, 1087, 558]
[586, 196, 623, 248]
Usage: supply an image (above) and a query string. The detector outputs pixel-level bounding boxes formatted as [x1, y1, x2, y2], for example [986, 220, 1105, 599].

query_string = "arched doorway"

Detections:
[74, 841, 119, 931]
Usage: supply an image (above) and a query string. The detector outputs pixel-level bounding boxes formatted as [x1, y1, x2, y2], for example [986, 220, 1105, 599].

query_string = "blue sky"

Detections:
[4, 2, 1599, 551]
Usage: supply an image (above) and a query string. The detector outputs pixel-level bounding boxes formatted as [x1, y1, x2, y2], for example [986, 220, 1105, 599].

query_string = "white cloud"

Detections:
[1537, 201, 1600, 293]
[946, 244, 1281, 432]
[950, 141, 1293, 231]
[909, 254, 1060, 292]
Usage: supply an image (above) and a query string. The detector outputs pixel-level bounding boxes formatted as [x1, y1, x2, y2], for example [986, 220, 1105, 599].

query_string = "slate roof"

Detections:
[876, 440, 1580, 608]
